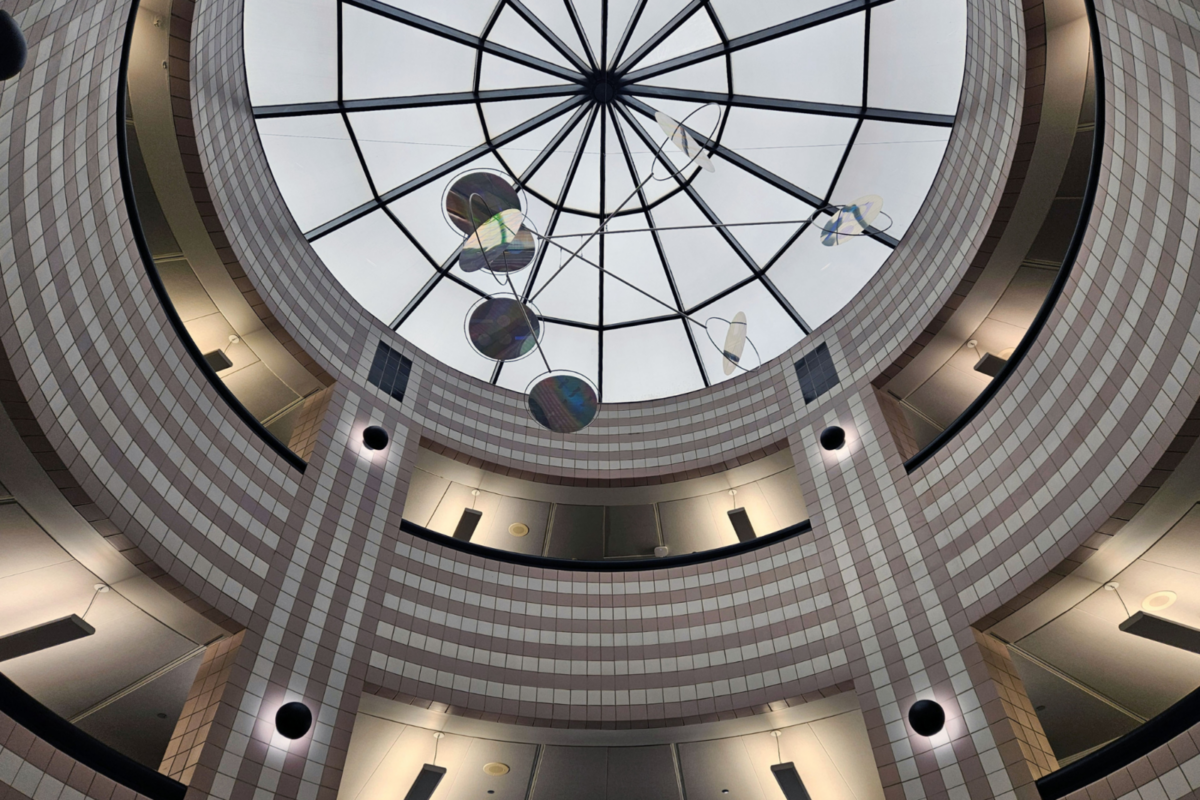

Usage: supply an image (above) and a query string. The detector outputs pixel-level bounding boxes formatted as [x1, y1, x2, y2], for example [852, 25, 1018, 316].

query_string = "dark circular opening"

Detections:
[362, 425, 389, 451]
[819, 426, 846, 451]
[275, 701, 313, 739]
[908, 699, 946, 736]
[0, 11, 29, 81]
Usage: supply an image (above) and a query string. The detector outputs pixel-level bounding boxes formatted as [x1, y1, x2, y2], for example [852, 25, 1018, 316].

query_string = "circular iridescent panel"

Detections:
[467, 296, 541, 361]
[527, 372, 599, 434]
[445, 172, 521, 235]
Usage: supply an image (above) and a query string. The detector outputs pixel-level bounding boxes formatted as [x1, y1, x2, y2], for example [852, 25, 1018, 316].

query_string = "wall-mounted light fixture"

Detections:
[275, 701, 313, 739]
[362, 425, 389, 451]
[908, 699, 946, 736]
[819, 426, 846, 451]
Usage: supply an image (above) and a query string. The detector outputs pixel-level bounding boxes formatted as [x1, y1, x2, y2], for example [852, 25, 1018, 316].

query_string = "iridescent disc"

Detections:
[654, 110, 715, 173]
[527, 372, 599, 434]
[460, 208, 536, 274]
[467, 297, 541, 361]
[722, 311, 748, 376]
[820, 195, 884, 246]
[446, 172, 521, 234]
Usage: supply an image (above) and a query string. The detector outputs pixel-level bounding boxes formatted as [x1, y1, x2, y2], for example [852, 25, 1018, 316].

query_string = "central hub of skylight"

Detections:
[246, 0, 967, 405]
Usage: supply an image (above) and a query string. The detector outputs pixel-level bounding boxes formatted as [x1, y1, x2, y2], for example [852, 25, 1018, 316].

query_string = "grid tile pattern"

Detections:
[5, 0, 1200, 797]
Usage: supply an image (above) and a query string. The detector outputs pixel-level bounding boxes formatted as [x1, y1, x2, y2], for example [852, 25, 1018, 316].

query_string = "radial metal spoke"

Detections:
[621, 0, 894, 83]
[562, 0, 599, 71]
[613, 0, 706, 76]
[306, 95, 585, 241]
[610, 108, 709, 384]
[623, 86, 956, 127]
[614, 102, 813, 334]
[609, 0, 648, 68]
[520, 106, 599, 303]
[254, 86, 583, 119]
[344, 0, 585, 83]
[622, 96, 899, 247]
[518, 101, 592, 183]
[508, 0, 593, 74]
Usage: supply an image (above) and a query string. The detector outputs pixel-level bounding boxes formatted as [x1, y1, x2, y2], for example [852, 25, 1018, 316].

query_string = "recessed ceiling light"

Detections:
[508, 523, 529, 537]
[483, 762, 510, 776]
[1142, 590, 1177, 612]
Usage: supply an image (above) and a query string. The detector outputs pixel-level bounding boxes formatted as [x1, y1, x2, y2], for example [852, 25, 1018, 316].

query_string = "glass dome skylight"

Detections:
[246, 0, 966, 403]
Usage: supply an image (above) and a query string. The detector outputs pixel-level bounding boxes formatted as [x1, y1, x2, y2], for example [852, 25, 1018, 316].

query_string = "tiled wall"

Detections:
[1061, 720, 1200, 800]
[2, 0, 1200, 795]
[0, 713, 155, 800]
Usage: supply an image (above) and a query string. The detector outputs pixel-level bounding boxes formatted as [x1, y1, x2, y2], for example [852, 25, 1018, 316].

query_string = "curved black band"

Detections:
[400, 517, 813, 571]
[0, 672, 187, 800]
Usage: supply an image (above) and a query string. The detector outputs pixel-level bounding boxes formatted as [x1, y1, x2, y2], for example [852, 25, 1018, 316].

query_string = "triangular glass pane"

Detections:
[767, 224, 892, 329]
[563, 121, 605, 214]
[602, 214, 681, 324]
[479, 52, 573, 90]
[602, 112, 641, 217]
[350, 105, 484, 195]
[689, 163, 819, 266]
[372, 0, 495, 37]
[309, 209, 437, 325]
[256, 115, 373, 232]
[634, 11, 722, 70]
[868, 0, 967, 114]
[513, 111, 591, 204]
[650, 192, 755, 308]
[708, 0, 847, 39]
[488, 6, 579, 70]
[342, 6, 477, 99]
[482, 95, 574, 142]
[515, 0, 592, 65]
[245, 0, 336, 106]
[715, 107, 857, 202]
[605, 0, 640, 66]
[572, 1, 604, 66]
[638, 57, 729, 92]
[619, 0, 691, 67]
[528, 211, 601, 324]
[732, 13, 865, 106]
[603, 320, 705, 401]
[832, 120, 951, 235]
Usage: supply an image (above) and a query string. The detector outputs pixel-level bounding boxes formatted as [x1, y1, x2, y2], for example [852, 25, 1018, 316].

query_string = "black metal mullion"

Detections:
[345, 0, 585, 83]
[610, 0, 647, 68]
[520, 106, 599, 303]
[615, 101, 813, 333]
[563, 0, 598, 71]
[622, 0, 894, 83]
[610, 110, 709, 385]
[519, 101, 591, 184]
[598, 102, 607, 399]
[509, 0, 592, 73]
[620, 86, 954, 127]
[254, 86, 583, 119]
[614, 0, 705, 76]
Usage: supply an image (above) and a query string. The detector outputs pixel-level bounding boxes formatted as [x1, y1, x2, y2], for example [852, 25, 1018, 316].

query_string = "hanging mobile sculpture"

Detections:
[437, 105, 886, 434]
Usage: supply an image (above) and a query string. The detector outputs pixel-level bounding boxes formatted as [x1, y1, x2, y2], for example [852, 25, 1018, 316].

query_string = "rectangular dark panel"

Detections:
[772, 763, 813, 800]
[453, 508, 483, 542]
[973, 353, 1007, 377]
[1119, 612, 1200, 655]
[727, 508, 756, 543]
[403, 764, 446, 800]
[546, 505, 604, 561]
[0, 615, 96, 662]
[367, 342, 413, 404]
[604, 505, 659, 558]
[794, 343, 839, 403]
[202, 349, 232, 372]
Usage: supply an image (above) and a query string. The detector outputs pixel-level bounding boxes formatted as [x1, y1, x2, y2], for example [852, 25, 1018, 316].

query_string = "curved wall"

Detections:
[3, 0, 1200, 795]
